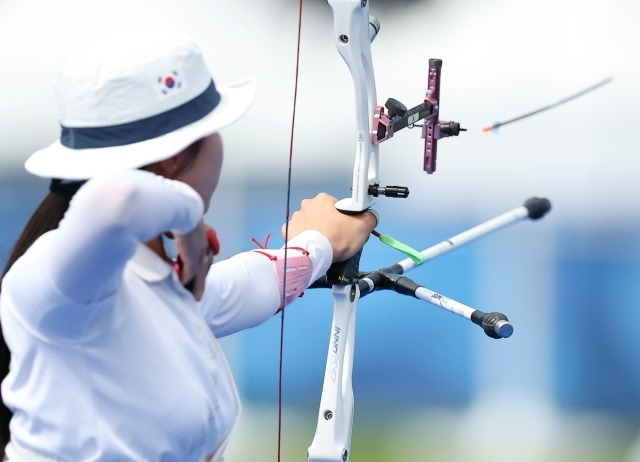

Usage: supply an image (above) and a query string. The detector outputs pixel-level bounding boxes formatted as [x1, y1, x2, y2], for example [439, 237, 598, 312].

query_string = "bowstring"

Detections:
[278, 0, 304, 460]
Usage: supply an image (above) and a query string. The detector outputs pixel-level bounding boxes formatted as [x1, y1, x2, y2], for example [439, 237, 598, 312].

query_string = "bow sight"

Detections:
[329, 5, 465, 213]
[373, 58, 466, 175]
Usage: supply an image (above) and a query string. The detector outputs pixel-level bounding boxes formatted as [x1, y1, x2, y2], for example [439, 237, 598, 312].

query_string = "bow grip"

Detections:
[326, 249, 362, 286]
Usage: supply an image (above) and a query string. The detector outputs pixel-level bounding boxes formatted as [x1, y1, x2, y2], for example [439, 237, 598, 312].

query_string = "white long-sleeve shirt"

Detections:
[0, 170, 332, 461]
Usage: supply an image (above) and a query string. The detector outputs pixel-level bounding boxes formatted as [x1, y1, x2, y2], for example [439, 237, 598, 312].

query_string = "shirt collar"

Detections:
[126, 244, 175, 282]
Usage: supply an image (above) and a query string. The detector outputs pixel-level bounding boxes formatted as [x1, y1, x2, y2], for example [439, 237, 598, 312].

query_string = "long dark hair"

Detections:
[0, 138, 204, 455]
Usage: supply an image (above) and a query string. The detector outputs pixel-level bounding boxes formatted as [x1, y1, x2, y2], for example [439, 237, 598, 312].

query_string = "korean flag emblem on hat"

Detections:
[158, 70, 186, 98]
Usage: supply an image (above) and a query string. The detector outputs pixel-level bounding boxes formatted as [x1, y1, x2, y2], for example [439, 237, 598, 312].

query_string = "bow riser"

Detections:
[328, 0, 380, 213]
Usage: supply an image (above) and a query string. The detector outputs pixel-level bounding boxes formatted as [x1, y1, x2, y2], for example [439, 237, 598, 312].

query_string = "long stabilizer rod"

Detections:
[395, 196, 551, 273]
[310, 197, 551, 338]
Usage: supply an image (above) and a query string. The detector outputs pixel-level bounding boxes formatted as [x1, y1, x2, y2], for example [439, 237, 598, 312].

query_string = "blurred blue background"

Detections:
[1, 0, 639, 460]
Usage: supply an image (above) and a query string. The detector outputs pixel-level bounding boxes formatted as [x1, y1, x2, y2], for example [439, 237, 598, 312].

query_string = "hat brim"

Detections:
[25, 78, 256, 180]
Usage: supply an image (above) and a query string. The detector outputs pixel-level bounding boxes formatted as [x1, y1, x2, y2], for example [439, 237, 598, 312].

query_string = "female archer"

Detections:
[0, 27, 375, 461]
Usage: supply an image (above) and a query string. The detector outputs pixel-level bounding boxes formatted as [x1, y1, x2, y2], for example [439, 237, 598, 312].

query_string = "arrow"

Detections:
[482, 77, 613, 132]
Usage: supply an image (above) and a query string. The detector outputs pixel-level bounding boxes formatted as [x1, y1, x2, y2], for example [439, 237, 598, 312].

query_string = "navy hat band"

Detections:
[60, 80, 220, 149]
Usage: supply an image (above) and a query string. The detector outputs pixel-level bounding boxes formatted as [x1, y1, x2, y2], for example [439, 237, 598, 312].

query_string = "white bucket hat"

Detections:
[25, 27, 256, 180]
